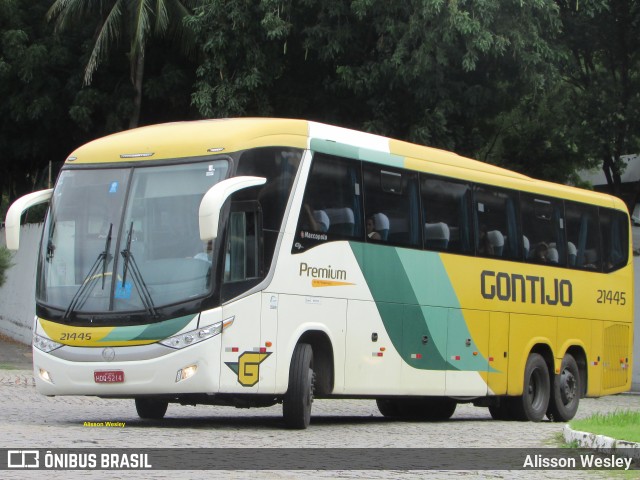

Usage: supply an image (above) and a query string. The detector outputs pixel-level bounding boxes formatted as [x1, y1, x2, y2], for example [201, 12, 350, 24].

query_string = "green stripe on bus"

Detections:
[310, 138, 359, 159]
[101, 314, 195, 342]
[351, 243, 490, 372]
[309, 138, 404, 168]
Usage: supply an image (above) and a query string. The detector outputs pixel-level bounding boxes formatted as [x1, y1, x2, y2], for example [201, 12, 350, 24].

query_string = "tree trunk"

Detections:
[129, 53, 145, 129]
[602, 156, 622, 196]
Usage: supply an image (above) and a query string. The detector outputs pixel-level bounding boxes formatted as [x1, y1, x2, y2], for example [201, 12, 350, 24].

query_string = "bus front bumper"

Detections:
[32, 336, 222, 397]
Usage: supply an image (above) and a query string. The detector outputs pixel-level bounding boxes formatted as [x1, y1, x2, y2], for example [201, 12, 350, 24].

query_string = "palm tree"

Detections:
[47, 0, 197, 128]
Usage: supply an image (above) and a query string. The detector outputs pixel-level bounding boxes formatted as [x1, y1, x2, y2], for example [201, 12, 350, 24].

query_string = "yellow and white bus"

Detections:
[5, 118, 633, 428]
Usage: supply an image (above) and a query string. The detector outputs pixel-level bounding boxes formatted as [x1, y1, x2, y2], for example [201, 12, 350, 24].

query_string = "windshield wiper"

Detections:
[46, 239, 55, 262]
[101, 224, 113, 289]
[120, 222, 158, 317]
[64, 224, 113, 319]
[45, 222, 57, 262]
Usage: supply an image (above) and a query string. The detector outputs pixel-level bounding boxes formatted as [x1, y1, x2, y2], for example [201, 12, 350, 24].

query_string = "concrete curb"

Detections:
[563, 424, 640, 461]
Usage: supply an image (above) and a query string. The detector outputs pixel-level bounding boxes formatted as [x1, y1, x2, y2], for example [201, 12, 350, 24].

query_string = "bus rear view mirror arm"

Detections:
[199, 176, 266, 242]
[5, 189, 53, 251]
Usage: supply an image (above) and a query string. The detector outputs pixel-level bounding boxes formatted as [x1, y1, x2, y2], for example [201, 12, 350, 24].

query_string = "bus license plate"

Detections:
[94, 370, 124, 383]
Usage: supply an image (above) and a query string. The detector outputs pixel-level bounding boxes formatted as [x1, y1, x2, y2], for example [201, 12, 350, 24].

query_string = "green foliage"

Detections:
[0, 0, 199, 217]
[557, 0, 640, 194]
[0, 246, 13, 288]
[47, 0, 199, 127]
[188, 0, 563, 160]
[477, 81, 585, 181]
[47, 0, 197, 85]
[1, 0, 640, 210]
[0, 0, 82, 213]
[187, 0, 287, 118]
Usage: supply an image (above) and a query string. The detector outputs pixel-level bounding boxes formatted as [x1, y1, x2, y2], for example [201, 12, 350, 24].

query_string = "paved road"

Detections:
[0, 338, 637, 479]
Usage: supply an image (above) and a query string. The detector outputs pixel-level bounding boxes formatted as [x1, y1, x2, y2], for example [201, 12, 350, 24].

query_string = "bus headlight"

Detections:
[176, 364, 198, 382]
[33, 333, 63, 353]
[160, 322, 222, 349]
[39, 368, 54, 384]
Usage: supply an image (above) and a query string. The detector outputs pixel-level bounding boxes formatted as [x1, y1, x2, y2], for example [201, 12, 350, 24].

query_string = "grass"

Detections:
[0, 363, 22, 370]
[569, 410, 640, 443]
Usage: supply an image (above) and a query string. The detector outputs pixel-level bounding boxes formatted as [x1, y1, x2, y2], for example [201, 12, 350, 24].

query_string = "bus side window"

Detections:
[473, 186, 520, 260]
[294, 153, 363, 251]
[221, 205, 263, 302]
[224, 210, 260, 283]
[521, 194, 565, 265]
[420, 175, 472, 254]
[236, 147, 302, 270]
[600, 208, 629, 272]
[565, 201, 600, 270]
[363, 164, 420, 247]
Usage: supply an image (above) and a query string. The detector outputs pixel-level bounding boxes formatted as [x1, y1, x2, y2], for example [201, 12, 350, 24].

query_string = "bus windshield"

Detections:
[37, 159, 229, 317]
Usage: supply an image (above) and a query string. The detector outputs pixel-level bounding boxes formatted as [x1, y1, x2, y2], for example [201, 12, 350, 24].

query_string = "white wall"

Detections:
[0, 224, 41, 344]
[0, 223, 639, 390]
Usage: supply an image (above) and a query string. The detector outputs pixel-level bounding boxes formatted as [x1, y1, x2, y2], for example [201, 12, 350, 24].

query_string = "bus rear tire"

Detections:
[509, 353, 550, 422]
[135, 398, 168, 420]
[489, 400, 512, 420]
[283, 343, 314, 429]
[547, 354, 580, 422]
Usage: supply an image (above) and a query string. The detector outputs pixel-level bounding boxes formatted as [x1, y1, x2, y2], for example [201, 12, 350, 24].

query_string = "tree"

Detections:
[477, 80, 585, 182]
[188, 0, 563, 162]
[557, 0, 640, 195]
[0, 246, 12, 288]
[47, 0, 198, 128]
[0, 0, 81, 212]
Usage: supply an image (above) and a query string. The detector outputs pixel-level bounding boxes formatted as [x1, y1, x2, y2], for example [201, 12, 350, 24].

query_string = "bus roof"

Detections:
[65, 118, 625, 211]
[65, 118, 309, 164]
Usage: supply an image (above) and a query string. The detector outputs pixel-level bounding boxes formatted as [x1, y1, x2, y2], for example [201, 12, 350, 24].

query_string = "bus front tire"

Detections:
[419, 397, 456, 421]
[510, 353, 550, 422]
[376, 398, 403, 418]
[547, 354, 580, 422]
[135, 398, 168, 420]
[283, 343, 314, 429]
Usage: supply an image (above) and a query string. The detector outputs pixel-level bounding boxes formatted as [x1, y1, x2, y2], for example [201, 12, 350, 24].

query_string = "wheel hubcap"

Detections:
[560, 369, 576, 405]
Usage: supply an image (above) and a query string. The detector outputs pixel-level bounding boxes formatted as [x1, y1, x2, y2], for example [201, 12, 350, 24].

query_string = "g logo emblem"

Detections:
[225, 351, 271, 386]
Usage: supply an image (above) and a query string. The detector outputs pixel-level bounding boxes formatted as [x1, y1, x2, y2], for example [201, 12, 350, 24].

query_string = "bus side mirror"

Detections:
[199, 176, 266, 242]
[4, 189, 53, 251]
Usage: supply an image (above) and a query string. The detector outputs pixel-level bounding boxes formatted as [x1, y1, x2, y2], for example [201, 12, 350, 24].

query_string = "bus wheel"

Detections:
[135, 398, 168, 420]
[547, 354, 580, 422]
[283, 343, 314, 429]
[488, 400, 512, 420]
[376, 399, 402, 418]
[419, 397, 457, 421]
[510, 353, 550, 422]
